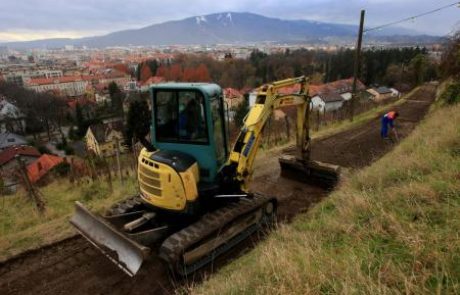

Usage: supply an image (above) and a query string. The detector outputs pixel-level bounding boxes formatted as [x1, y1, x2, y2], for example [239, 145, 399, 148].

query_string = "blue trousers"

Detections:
[381, 117, 391, 138]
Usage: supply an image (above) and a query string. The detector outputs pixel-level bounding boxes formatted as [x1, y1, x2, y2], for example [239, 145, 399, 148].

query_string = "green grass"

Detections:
[192, 103, 460, 294]
[0, 176, 138, 261]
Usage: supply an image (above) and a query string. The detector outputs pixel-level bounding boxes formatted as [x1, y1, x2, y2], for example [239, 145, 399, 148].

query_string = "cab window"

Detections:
[155, 90, 208, 144]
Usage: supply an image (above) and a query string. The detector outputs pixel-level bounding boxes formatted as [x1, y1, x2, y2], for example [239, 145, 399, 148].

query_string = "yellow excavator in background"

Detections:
[70, 76, 339, 276]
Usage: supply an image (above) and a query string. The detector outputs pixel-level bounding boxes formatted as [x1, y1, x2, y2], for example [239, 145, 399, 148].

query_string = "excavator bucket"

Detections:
[69, 201, 150, 276]
[279, 154, 340, 187]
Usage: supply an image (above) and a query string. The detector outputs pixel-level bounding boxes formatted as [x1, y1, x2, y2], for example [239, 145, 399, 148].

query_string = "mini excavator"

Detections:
[70, 76, 339, 276]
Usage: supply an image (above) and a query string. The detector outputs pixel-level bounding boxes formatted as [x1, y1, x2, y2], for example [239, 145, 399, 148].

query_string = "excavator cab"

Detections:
[137, 83, 230, 212]
[151, 84, 229, 182]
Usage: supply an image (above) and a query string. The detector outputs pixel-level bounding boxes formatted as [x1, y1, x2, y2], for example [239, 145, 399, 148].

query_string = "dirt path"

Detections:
[0, 85, 436, 295]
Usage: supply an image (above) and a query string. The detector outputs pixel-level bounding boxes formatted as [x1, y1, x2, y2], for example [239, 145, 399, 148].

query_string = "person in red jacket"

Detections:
[381, 111, 399, 140]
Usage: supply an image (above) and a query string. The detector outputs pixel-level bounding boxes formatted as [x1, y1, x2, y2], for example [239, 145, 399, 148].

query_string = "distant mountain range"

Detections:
[2, 12, 442, 49]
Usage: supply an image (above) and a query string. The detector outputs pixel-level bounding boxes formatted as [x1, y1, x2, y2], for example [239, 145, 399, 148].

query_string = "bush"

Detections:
[440, 82, 460, 104]
[56, 142, 65, 150]
[53, 162, 70, 177]
[64, 145, 75, 155]
[68, 126, 79, 140]
[37, 145, 51, 154]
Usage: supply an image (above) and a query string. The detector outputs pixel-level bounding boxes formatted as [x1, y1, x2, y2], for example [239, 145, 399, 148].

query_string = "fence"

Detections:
[251, 96, 401, 149]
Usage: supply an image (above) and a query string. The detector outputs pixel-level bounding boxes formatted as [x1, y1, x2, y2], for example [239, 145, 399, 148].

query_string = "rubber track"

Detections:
[159, 193, 275, 274]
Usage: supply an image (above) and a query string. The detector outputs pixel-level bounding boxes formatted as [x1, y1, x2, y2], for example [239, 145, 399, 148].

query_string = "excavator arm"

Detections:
[226, 76, 313, 191]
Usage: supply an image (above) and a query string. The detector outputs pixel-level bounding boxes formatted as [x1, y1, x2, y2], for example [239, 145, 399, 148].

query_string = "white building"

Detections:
[0, 97, 26, 133]
[311, 92, 345, 112]
[4, 69, 63, 87]
[27, 76, 88, 97]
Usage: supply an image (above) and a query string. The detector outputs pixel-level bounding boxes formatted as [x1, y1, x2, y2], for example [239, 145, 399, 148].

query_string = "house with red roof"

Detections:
[26, 154, 64, 184]
[0, 145, 41, 184]
[310, 78, 366, 112]
[85, 121, 125, 157]
[26, 76, 88, 97]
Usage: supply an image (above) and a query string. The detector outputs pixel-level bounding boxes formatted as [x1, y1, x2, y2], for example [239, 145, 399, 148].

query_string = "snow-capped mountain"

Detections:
[3, 12, 438, 49]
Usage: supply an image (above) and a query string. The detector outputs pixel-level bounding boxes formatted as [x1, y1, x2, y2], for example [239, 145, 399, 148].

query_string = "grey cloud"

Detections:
[0, 0, 458, 37]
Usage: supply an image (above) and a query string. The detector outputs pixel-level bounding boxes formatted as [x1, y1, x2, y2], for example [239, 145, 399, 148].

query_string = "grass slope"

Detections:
[193, 103, 460, 294]
[0, 177, 138, 261]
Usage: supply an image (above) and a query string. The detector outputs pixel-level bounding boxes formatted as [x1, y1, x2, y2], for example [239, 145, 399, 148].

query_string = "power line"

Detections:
[364, 1, 460, 33]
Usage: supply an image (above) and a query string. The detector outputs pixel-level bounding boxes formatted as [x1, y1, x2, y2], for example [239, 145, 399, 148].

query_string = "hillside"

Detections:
[0, 85, 442, 294]
[2, 12, 440, 49]
[193, 101, 460, 293]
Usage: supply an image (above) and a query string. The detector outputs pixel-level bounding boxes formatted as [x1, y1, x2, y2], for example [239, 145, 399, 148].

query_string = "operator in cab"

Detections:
[179, 94, 204, 140]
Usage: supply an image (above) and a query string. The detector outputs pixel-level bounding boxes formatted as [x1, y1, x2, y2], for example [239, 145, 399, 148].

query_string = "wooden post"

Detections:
[69, 157, 75, 184]
[132, 137, 138, 172]
[105, 158, 113, 192]
[350, 10, 365, 122]
[16, 156, 46, 214]
[316, 109, 321, 131]
[284, 116, 290, 141]
[115, 137, 123, 184]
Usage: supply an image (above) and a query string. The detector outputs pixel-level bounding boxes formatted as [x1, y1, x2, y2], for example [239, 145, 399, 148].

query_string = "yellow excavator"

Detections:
[70, 76, 339, 276]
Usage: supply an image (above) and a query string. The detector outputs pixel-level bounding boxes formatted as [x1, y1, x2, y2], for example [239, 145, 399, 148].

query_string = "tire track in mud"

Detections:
[0, 85, 436, 295]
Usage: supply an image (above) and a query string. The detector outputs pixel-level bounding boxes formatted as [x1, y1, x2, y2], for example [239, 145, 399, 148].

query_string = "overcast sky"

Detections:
[0, 0, 459, 42]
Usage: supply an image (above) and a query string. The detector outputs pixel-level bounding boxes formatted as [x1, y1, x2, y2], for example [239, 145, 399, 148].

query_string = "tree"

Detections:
[384, 64, 403, 86]
[233, 94, 249, 126]
[140, 64, 153, 82]
[108, 81, 123, 115]
[169, 64, 183, 81]
[147, 60, 159, 76]
[440, 31, 460, 79]
[195, 64, 211, 81]
[75, 103, 86, 138]
[410, 54, 429, 86]
[125, 100, 153, 150]
[0, 82, 69, 140]
[112, 63, 130, 75]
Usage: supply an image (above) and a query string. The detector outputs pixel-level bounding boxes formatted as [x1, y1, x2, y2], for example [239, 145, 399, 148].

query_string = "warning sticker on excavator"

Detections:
[243, 133, 255, 157]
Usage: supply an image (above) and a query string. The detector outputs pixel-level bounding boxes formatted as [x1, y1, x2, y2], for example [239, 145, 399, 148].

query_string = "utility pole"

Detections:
[350, 10, 365, 122]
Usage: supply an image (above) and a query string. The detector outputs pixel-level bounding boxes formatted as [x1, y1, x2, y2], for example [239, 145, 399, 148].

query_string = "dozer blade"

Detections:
[279, 154, 340, 187]
[69, 201, 150, 276]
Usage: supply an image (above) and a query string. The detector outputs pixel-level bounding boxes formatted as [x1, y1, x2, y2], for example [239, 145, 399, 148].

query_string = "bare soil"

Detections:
[0, 85, 436, 295]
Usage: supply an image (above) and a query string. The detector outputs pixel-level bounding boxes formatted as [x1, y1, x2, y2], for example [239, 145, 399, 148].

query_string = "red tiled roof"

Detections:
[310, 78, 366, 96]
[27, 154, 64, 183]
[141, 76, 165, 86]
[28, 76, 84, 86]
[0, 145, 41, 166]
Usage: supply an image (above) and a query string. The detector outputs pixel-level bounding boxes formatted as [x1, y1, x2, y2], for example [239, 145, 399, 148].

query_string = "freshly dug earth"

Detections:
[0, 85, 436, 295]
